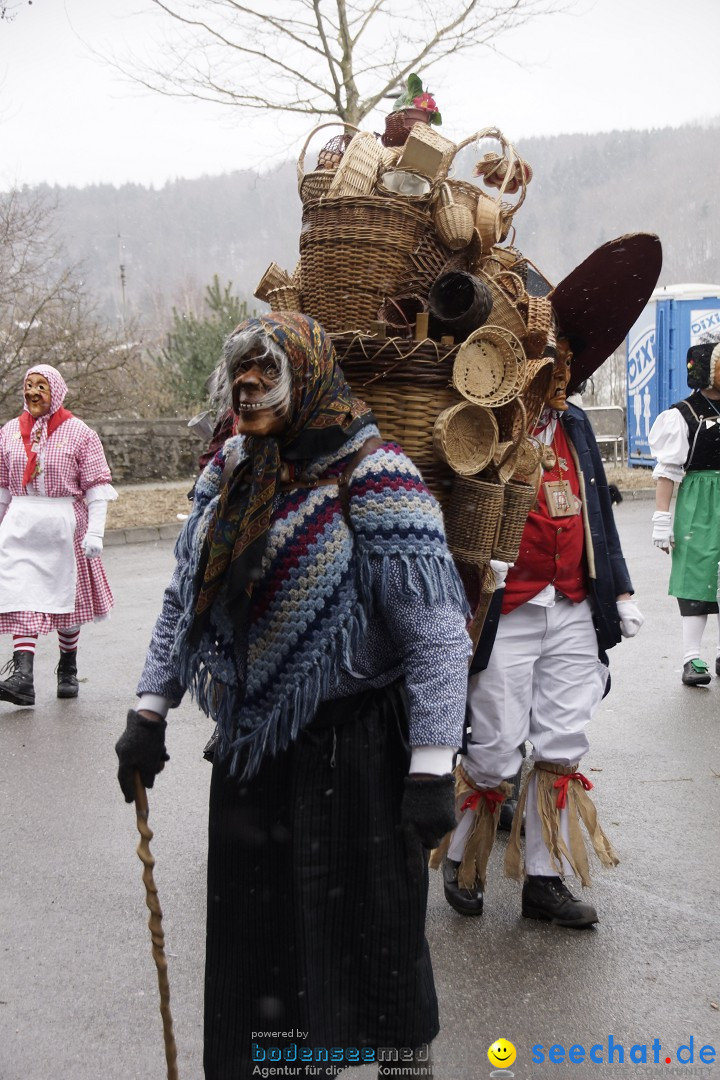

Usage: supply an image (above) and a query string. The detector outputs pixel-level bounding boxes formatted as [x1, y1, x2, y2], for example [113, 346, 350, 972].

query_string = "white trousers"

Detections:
[453, 597, 608, 876]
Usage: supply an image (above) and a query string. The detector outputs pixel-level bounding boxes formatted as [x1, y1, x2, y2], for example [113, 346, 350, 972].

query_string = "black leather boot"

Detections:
[522, 875, 598, 928]
[57, 649, 79, 698]
[0, 650, 35, 706]
[442, 857, 483, 916]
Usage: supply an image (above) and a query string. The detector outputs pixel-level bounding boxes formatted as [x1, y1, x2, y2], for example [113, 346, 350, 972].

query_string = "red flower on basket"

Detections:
[392, 73, 442, 126]
[413, 92, 438, 113]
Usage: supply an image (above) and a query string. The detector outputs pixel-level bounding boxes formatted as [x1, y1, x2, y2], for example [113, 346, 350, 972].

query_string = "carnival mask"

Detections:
[546, 339, 573, 411]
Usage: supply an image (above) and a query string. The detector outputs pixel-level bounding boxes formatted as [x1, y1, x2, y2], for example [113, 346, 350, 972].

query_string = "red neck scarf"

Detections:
[19, 408, 74, 488]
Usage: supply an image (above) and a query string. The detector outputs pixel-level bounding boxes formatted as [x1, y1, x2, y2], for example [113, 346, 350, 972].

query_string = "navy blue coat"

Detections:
[470, 404, 633, 677]
[561, 403, 633, 655]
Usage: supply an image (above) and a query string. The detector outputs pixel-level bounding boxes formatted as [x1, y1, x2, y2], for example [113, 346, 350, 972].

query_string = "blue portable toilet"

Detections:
[626, 284, 720, 466]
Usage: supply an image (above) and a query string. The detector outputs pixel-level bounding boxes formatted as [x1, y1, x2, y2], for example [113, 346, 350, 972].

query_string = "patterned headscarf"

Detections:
[195, 313, 372, 622]
[19, 364, 73, 488]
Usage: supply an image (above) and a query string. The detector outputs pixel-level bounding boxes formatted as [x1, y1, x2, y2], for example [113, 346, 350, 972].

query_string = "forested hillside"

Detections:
[33, 120, 720, 324]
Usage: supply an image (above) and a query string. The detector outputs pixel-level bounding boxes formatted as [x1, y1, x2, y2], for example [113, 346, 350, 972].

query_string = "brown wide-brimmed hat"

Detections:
[550, 233, 662, 391]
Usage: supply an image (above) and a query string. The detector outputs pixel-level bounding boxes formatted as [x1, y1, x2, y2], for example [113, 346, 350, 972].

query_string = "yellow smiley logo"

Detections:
[488, 1039, 517, 1068]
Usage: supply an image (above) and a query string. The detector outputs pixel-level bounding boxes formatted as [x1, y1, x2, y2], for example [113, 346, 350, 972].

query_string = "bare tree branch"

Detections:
[105, 0, 576, 126]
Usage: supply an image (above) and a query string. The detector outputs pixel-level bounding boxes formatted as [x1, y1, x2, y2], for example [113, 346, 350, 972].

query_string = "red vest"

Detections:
[502, 421, 587, 614]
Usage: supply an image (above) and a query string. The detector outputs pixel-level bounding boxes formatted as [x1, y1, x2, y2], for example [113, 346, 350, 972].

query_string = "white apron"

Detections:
[0, 496, 77, 614]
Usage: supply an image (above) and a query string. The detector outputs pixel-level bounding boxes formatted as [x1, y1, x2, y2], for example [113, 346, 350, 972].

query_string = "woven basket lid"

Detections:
[433, 400, 498, 475]
[551, 232, 662, 392]
[452, 324, 525, 407]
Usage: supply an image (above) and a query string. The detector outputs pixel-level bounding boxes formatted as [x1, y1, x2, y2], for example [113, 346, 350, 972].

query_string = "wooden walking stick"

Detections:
[133, 771, 179, 1080]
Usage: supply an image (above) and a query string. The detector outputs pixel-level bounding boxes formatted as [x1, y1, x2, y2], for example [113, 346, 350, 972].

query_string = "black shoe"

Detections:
[442, 858, 483, 916]
[682, 659, 711, 686]
[522, 875, 598, 928]
[498, 798, 517, 833]
[0, 650, 35, 706]
[716, 657, 720, 678]
[56, 650, 79, 699]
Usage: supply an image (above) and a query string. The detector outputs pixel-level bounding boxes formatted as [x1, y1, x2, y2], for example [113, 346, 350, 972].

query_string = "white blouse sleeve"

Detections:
[648, 408, 689, 483]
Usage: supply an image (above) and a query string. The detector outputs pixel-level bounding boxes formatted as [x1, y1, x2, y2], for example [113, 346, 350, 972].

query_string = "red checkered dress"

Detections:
[0, 416, 115, 634]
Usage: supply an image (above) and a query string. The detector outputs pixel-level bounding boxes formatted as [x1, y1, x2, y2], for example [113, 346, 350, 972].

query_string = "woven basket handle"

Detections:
[495, 397, 528, 469]
[448, 127, 527, 210]
[297, 121, 362, 188]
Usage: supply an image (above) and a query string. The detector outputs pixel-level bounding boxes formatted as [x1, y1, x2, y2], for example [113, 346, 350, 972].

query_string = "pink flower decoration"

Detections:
[412, 92, 437, 112]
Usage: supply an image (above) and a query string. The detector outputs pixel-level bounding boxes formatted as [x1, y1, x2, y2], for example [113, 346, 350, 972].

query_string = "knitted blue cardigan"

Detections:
[169, 426, 468, 778]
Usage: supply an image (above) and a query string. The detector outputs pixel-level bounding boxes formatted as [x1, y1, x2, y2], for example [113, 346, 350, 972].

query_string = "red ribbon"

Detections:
[553, 771, 593, 810]
[461, 789, 506, 814]
[19, 408, 73, 488]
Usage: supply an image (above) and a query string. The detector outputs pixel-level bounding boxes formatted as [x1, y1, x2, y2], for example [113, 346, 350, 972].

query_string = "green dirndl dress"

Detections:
[669, 470, 720, 602]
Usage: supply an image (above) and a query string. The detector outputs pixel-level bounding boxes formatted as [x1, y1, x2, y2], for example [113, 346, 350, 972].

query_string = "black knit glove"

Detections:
[115, 709, 169, 803]
[401, 773, 455, 879]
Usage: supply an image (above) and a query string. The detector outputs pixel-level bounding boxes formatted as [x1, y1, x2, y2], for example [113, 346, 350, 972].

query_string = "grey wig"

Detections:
[214, 326, 292, 416]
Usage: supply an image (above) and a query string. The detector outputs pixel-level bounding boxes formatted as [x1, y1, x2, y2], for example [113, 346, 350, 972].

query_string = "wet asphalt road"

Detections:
[0, 498, 718, 1080]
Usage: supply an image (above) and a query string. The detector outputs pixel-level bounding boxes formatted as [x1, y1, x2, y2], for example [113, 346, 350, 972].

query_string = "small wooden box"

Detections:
[397, 123, 455, 180]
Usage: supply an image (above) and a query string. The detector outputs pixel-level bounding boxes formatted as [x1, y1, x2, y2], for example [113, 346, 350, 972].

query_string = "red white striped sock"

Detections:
[13, 635, 38, 654]
[58, 626, 80, 653]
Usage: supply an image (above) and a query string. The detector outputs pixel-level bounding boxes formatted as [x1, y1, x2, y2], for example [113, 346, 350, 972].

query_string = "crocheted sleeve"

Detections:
[136, 564, 187, 707]
[349, 443, 472, 748]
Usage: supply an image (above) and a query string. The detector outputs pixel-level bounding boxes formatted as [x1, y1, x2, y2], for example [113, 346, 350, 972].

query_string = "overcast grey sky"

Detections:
[1, 0, 718, 190]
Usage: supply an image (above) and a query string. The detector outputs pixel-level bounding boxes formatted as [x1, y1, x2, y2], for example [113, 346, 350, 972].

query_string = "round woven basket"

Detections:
[434, 184, 474, 251]
[520, 357, 554, 432]
[433, 400, 498, 475]
[452, 324, 526, 408]
[428, 271, 493, 343]
[376, 167, 435, 208]
[492, 479, 537, 561]
[444, 475, 505, 565]
[299, 196, 430, 333]
[511, 436, 543, 483]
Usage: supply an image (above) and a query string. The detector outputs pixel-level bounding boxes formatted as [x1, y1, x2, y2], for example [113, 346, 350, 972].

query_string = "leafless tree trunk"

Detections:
[0, 188, 160, 421]
[118, 0, 571, 126]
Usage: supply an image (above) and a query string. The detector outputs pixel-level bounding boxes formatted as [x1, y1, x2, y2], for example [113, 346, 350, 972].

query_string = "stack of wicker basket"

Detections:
[253, 115, 556, 622]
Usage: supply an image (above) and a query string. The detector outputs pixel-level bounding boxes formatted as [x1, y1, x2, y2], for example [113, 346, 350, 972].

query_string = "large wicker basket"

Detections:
[492, 479, 537, 561]
[444, 475, 505, 564]
[334, 334, 460, 506]
[299, 197, 430, 334]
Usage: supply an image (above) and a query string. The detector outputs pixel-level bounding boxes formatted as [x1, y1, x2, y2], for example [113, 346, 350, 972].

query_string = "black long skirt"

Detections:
[203, 682, 439, 1079]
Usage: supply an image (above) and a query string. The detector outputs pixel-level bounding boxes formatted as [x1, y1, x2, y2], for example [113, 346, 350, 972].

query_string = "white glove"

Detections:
[489, 560, 514, 589]
[82, 533, 103, 558]
[82, 496, 108, 559]
[651, 510, 674, 552]
[617, 598, 644, 638]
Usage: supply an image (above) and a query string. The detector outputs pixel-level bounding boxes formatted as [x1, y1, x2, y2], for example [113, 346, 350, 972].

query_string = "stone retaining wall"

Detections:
[94, 419, 201, 482]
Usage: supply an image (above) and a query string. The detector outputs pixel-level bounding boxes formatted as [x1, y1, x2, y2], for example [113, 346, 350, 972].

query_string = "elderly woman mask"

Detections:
[24, 373, 52, 418]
